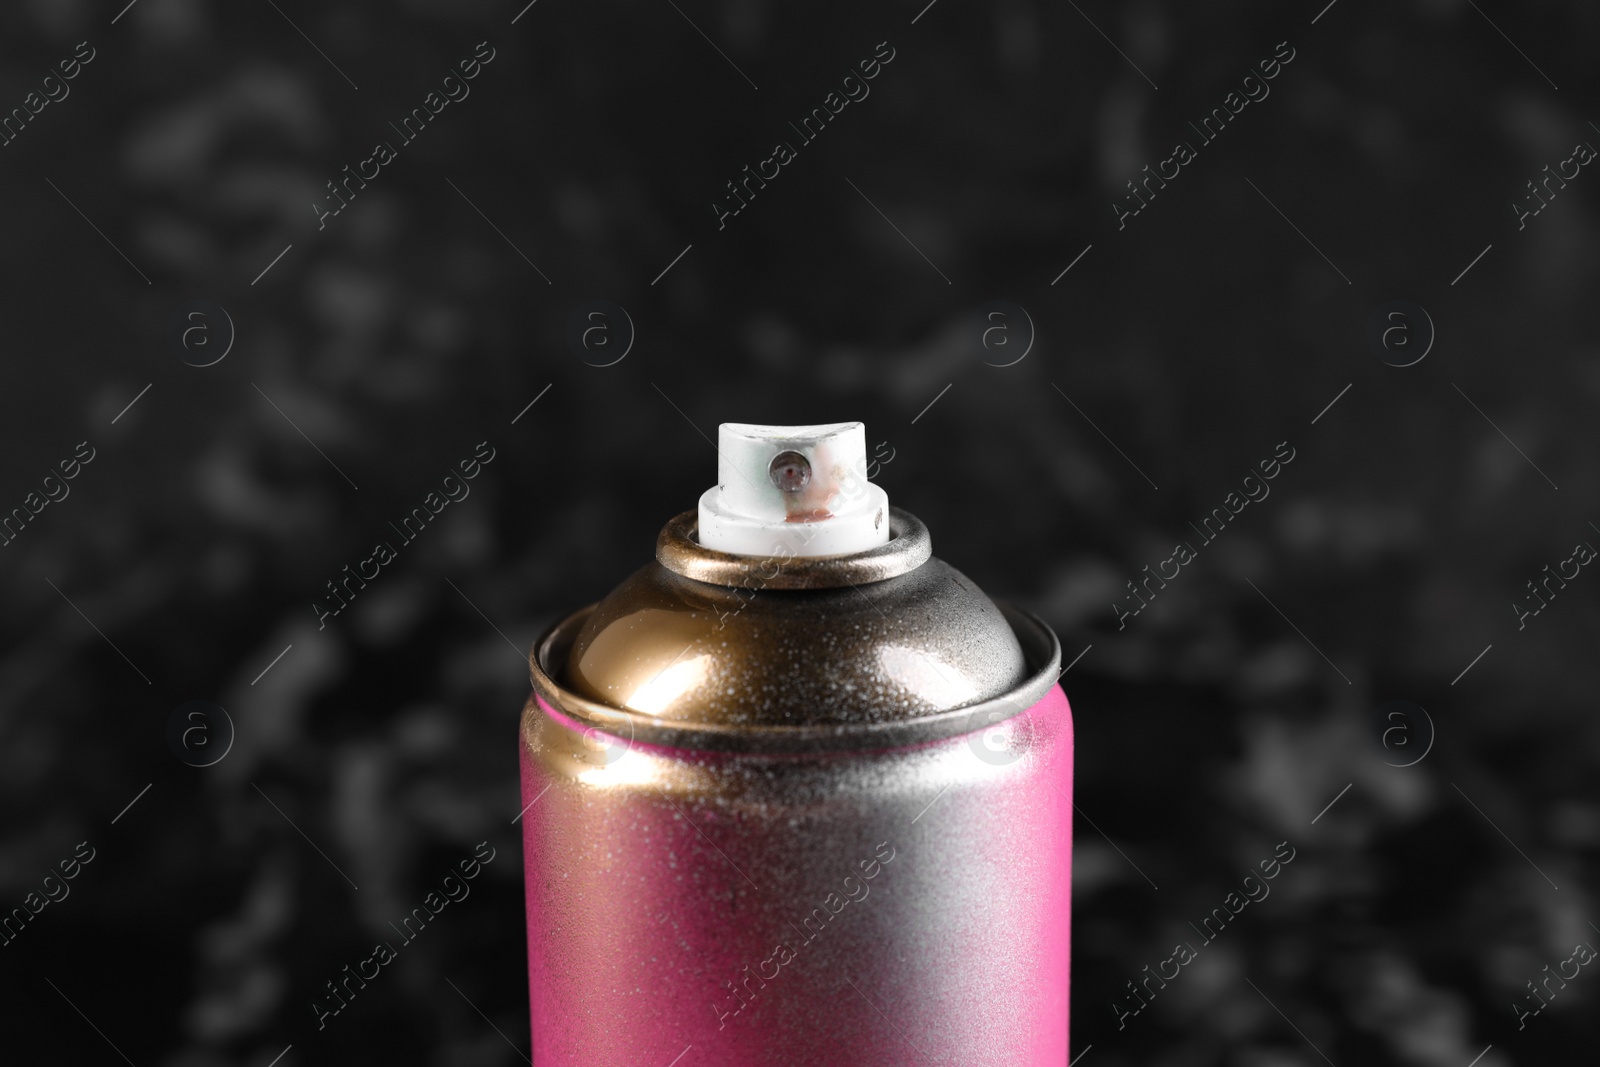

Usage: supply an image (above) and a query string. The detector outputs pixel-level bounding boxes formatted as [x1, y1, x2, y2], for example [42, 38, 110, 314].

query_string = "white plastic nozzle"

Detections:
[698, 422, 890, 557]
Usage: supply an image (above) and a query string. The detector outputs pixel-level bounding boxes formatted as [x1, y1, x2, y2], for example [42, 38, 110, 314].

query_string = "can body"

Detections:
[518, 682, 1072, 1064]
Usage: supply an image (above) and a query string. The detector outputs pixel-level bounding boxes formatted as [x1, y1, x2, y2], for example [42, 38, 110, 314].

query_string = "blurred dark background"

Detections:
[2, 0, 1598, 1064]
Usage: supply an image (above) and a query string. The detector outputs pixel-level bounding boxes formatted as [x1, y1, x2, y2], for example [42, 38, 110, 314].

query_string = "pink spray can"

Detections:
[519, 422, 1072, 1064]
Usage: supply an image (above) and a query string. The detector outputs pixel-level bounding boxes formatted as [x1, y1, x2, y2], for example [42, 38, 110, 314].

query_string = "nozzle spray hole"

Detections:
[768, 451, 812, 494]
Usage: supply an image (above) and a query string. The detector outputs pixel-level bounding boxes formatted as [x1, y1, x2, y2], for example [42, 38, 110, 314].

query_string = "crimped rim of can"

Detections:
[655, 507, 932, 589]
[525, 601, 1062, 754]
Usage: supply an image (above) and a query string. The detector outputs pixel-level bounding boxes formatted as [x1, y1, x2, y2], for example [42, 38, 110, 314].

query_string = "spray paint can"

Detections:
[519, 422, 1072, 1064]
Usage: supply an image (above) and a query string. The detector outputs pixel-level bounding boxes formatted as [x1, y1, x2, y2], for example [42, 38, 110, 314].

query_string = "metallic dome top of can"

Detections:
[526, 422, 1061, 752]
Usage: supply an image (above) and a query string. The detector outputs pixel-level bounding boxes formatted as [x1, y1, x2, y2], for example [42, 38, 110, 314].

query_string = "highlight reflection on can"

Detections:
[520, 422, 1073, 1064]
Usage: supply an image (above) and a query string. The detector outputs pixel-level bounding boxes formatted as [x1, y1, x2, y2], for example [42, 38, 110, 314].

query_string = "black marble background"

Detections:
[1, 1, 1597, 1064]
